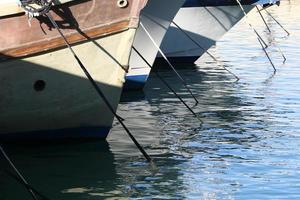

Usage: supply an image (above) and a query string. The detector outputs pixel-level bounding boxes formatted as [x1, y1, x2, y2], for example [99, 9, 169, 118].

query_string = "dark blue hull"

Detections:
[0, 126, 111, 142]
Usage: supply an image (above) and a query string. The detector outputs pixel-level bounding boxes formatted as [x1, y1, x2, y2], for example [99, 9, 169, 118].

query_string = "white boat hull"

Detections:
[157, 5, 254, 65]
[124, 0, 185, 90]
[0, 29, 136, 140]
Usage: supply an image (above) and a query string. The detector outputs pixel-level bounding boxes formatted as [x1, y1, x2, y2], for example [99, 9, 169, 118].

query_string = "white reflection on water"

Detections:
[108, 0, 300, 199]
[0, 1, 299, 199]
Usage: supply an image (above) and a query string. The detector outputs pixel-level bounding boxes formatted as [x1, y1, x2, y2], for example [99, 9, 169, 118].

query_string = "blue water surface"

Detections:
[0, 1, 299, 199]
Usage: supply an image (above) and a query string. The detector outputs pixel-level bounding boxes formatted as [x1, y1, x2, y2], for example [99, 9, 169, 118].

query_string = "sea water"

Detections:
[1, 0, 299, 199]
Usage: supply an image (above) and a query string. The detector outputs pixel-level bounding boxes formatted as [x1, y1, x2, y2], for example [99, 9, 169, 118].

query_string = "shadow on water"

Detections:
[0, 141, 119, 200]
[120, 90, 146, 103]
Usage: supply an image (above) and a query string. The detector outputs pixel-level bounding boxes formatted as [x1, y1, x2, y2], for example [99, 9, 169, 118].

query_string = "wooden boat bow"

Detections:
[0, 0, 147, 60]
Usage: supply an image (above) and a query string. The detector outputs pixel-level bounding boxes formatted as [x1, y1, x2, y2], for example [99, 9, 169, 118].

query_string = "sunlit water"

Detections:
[1, 1, 300, 199]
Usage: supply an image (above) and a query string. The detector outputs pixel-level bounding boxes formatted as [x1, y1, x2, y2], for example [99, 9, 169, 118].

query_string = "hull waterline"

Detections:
[124, 0, 185, 91]
[157, 0, 280, 66]
[157, 3, 254, 66]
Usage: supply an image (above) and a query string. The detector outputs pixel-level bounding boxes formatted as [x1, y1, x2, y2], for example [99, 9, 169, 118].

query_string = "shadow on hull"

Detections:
[0, 54, 123, 141]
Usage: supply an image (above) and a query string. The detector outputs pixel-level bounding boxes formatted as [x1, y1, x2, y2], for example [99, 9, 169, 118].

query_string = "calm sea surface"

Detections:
[1, 1, 300, 199]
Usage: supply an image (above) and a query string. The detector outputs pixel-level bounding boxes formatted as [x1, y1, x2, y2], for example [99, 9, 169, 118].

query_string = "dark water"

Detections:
[1, 1, 300, 199]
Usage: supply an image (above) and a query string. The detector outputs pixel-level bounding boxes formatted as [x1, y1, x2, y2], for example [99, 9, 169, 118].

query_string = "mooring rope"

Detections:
[263, 8, 290, 36]
[0, 145, 40, 200]
[171, 21, 240, 82]
[235, 0, 279, 72]
[132, 46, 203, 124]
[235, 0, 269, 48]
[257, 37, 276, 73]
[256, 5, 272, 33]
[256, 5, 287, 63]
[17, 0, 152, 162]
[45, 12, 152, 162]
[139, 19, 200, 106]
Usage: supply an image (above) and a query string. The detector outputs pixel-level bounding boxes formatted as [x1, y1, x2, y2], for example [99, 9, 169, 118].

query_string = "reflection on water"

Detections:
[0, 141, 122, 200]
[1, 1, 300, 199]
[111, 1, 300, 198]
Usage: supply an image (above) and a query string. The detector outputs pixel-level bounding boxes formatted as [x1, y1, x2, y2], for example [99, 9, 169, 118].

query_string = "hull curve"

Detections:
[124, 0, 185, 90]
[0, 0, 147, 140]
[157, 5, 254, 65]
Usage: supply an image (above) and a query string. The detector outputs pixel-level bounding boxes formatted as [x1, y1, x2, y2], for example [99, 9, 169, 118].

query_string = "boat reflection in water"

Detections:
[0, 141, 120, 200]
[108, 63, 255, 198]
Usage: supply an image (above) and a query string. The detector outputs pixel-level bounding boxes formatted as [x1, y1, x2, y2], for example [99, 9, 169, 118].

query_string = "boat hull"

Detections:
[156, 4, 254, 65]
[0, 0, 146, 140]
[124, 0, 185, 90]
